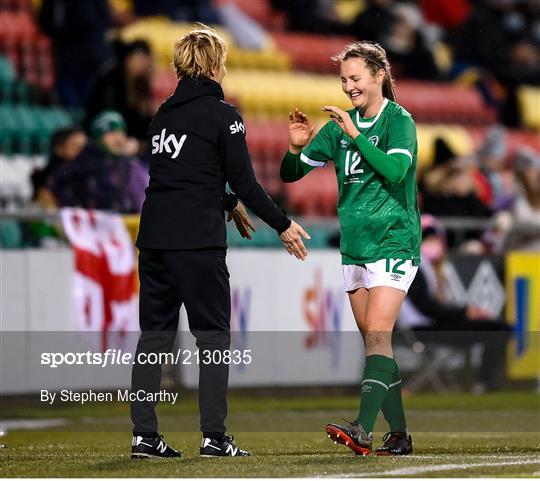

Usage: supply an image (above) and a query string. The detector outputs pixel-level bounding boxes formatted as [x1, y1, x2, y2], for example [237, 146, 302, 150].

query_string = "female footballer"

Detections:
[281, 41, 421, 456]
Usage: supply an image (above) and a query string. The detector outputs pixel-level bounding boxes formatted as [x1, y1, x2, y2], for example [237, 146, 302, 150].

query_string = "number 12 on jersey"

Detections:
[345, 151, 364, 176]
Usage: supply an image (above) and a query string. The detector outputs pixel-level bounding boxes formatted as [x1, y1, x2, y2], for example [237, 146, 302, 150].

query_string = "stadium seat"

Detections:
[284, 165, 338, 217]
[215, 0, 281, 29]
[271, 32, 355, 74]
[416, 124, 474, 169]
[222, 71, 498, 125]
[121, 18, 291, 73]
[517, 86, 540, 131]
[397, 81, 497, 125]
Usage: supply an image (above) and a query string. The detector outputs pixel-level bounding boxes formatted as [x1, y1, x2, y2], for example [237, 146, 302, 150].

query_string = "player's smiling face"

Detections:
[340, 57, 383, 111]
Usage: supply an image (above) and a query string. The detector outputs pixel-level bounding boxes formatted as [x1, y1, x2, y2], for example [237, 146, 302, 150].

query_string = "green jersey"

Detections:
[300, 98, 421, 265]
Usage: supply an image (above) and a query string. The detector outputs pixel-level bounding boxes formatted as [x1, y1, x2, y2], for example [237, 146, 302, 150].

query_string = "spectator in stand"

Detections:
[31, 126, 87, 209]
[39, 0, 113, 107]
[271, 0, 349, 34]
[382, 3, 440, 79]
[419, 0, 472, 29]
[497, 36, 540, 126]
[51, 111, 148, 213]
[422, 148, 493, 250]
[398, 215, 510, 393]
[508, 147, 540, 251]
[449, 0, 515, 74]
[133, 0, 220, 23]
[475, 126, 518, 212]
[417, 137, 454, 210]
[422, 155, 492, 219]
[86, 40, 154, 142]
[349, 0, 396, 44]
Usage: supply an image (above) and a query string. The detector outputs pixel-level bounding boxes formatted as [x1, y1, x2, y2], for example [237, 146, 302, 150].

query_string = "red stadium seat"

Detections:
[214, 0, 285, 29]
[397, 81, 497, 125]
[272, 32, 355, 74]
[285, 165, 338, 217]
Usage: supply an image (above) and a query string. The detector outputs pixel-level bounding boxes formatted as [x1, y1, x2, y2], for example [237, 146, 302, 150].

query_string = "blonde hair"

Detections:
[173, 24, 227, 79]
[332, 41, 396, 101]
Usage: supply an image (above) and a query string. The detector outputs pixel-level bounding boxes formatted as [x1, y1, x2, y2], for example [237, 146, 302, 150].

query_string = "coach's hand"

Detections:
[288, 108, 314, 154]
[228, 202, 256, 239]
[322, 105, 360, 140]
[280, 220, 310, 260]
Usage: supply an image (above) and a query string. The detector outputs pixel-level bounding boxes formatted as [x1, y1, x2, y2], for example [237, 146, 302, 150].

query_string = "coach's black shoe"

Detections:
[325, 420, 372, 456]
[131, 434, 182, 459]
[200, 435, 250, 457]
[376, 432, 413, 456]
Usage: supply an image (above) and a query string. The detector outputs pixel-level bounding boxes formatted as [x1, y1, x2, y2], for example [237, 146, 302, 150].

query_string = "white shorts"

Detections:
[342, 259, 418, 293]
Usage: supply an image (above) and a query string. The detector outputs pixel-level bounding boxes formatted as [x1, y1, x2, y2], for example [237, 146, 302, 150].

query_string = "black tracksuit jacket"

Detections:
[136, 76, 291, 250]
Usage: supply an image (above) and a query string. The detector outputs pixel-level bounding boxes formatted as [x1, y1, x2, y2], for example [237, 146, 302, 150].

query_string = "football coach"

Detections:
[130, 25, 309, 459]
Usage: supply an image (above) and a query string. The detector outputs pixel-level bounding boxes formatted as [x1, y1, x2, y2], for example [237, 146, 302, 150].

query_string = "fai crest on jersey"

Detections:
[368, 135, 379, 146]
[340, 139, 349, 149]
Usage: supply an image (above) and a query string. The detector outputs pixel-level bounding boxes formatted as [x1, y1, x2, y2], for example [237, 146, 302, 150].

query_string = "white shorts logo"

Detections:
[229, 121, 245, 134]
[151, 128, 187, 159]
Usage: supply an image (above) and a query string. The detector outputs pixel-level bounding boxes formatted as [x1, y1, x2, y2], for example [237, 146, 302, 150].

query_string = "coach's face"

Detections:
[340, 58, 383, 112]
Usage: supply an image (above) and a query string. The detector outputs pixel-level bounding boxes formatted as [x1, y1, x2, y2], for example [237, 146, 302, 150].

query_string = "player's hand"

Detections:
[227, 201, 256, 239]
[279, 220, 310, 260]
[288, 108, 314, 154]
[322, 105, 360, 140]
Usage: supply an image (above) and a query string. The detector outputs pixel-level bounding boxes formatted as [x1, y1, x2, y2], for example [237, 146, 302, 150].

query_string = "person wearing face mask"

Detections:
[281, 41, 421, 456]
[399, 215, 510, 393]
[131, 25, 309, 460]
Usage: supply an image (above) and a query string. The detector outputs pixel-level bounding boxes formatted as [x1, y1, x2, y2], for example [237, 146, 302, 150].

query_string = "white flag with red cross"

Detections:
[60, 208, 139, 351]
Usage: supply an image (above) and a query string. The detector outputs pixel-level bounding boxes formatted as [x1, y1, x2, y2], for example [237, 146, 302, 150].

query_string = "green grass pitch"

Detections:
[1, 392, 539, 477]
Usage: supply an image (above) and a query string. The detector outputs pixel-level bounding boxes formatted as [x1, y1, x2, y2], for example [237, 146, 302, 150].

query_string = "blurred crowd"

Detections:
[32, 111, 148, 214]
[418, 129, 540, 253]
[18, 0, 539, 254]
[275, 0, 540, 126]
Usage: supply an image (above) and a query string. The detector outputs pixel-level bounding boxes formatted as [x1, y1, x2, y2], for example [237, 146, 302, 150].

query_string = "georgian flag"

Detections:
[60, 208, 138, 350]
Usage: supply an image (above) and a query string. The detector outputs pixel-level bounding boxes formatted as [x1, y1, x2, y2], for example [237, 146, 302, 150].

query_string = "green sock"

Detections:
[381, 360, 407, 434]
[356, 354, 395, 435]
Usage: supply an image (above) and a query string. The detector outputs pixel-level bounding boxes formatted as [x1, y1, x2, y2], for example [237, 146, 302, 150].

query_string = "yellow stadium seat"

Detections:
[223, 70, 350, 121]
[518, 86, 540, 131]
[120, 18, 291, 72]
[416, 124, 474, 169]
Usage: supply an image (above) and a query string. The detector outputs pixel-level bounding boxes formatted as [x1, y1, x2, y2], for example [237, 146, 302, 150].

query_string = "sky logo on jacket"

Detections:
[151, 128, 187, 159]
[229, 121, 245, 135]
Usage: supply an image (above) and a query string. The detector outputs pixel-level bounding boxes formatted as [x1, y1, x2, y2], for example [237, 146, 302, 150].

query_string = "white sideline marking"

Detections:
[405, 454, 537, 460]
[1, 419, 68, 430]
[333, 459, 540, 477]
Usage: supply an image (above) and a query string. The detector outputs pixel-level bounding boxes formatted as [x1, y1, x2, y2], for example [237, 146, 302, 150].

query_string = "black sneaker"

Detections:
[325, 420, 372, 456]
[131, 434, 182, 459]
[200, 435, 250, 457]
[376, 432, 413, 456]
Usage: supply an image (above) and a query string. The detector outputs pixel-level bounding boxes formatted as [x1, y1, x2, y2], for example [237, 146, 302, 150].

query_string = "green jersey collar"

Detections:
[355, 98, 389, 129]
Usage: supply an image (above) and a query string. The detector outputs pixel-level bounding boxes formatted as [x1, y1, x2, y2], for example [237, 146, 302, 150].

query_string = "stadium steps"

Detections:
[271, 32, 356, 74]
[243, 119, 539, 174]
[0, 5, 55, 95]
[120, 18, 291, 73]
[222, 70, 497, 125]
[0, 103, 72, 155]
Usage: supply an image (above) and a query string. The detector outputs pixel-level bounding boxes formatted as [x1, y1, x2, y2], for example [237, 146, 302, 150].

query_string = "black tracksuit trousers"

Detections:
[131, 249, 230, 438]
